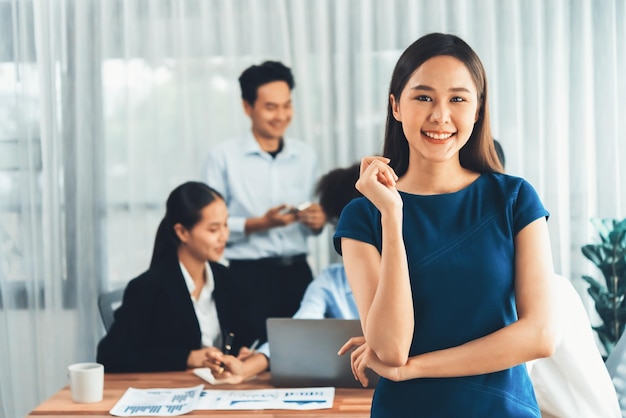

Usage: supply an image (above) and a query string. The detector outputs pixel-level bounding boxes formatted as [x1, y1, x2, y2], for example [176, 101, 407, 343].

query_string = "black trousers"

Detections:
[228, 255, 313, 344]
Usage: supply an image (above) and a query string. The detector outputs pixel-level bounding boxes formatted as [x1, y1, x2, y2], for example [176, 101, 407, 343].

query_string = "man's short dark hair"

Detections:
[238, 61, 295, 105]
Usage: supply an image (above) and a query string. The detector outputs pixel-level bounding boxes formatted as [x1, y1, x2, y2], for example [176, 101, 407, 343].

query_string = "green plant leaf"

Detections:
[581, 245, 605, 267]
[581, 275, 603, 289]
[582, 217, 626, 356]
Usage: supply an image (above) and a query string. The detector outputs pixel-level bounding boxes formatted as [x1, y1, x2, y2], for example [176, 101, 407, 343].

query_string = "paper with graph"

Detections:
[109, 384, 204, 416]
[195, 387, 334, 410]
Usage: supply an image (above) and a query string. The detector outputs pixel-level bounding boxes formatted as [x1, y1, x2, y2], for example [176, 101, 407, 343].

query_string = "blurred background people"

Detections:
[218, 162, 361, 379]
[97, 182, 251, 373]
[203, 61, 326, 345]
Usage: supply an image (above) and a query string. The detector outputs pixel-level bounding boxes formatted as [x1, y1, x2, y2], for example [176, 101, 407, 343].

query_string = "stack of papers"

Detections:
[110, 385, 335, 416]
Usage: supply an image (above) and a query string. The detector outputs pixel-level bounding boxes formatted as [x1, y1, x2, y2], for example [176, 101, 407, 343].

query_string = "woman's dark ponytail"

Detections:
[150, 217, 178, 268]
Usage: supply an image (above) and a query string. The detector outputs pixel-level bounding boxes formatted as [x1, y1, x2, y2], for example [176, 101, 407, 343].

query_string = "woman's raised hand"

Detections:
[356, 157, 402, 213]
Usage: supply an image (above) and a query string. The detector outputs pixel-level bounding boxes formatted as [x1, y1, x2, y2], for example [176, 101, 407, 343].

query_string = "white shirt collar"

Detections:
[180, 261, 215, 296]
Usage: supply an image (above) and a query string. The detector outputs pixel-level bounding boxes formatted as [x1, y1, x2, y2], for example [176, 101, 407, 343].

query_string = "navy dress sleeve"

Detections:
[512, 178, 549, 234]
[333, 197, 382, 255]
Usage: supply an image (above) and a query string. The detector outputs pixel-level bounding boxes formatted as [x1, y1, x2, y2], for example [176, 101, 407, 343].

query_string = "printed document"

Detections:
[109, 384, 334, 414]
[109, 385, 204, 416]
[196, 387, 335, 410]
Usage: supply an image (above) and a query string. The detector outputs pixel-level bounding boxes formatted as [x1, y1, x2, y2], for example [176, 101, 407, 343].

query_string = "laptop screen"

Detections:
[266, 318, 379, 388]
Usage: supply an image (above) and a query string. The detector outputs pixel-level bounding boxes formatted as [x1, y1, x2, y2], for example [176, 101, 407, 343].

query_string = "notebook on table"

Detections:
[266, 318, 380, 388]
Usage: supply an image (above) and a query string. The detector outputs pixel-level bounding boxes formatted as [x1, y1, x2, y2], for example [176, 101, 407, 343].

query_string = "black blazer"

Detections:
[97, 255, 244, 372]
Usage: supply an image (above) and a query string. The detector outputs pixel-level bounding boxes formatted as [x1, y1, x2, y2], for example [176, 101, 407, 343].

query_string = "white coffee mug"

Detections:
[67, 362, 104, 403]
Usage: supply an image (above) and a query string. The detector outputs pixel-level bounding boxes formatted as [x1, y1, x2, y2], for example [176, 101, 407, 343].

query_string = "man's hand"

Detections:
[297, 203, 327, 232]
[265, 204, 298, 227]
[245, 204, 298, 234]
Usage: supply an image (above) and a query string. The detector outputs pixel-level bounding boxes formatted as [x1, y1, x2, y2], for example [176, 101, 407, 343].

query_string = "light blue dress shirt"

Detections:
[204, 133, 319, 260]
[257, 263, 357, 357]
[292, 263, 358, 320]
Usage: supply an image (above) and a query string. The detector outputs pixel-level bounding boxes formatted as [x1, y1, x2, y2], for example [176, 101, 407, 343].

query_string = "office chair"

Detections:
[98, 288, 124, 332]
[527, 275, 620, 417]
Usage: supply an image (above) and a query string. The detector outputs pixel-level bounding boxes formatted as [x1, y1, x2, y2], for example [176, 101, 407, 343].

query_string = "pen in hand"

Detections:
[248, 339, 260, 353]
[217, 332, 235, 374]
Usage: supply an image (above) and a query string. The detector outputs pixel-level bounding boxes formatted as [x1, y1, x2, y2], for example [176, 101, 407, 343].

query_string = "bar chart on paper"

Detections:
[109, 384, 204, 417]
[195, 387, 335, 410]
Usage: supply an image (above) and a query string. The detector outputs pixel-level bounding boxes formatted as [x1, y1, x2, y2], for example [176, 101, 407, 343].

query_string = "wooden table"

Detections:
[28, 371, 373, 417]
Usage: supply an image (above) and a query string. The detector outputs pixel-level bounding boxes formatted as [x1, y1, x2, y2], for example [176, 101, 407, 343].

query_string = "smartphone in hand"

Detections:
[279, 206, 297, 215]
[296, 201, 312, 211]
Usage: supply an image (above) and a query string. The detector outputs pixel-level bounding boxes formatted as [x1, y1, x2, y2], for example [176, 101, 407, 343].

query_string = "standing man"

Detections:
[203, 61, 326, 345]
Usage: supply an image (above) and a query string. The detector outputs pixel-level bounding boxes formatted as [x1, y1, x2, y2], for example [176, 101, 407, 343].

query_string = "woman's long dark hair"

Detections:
[150, 181, 223, 268]
[383, 33, 503, 177]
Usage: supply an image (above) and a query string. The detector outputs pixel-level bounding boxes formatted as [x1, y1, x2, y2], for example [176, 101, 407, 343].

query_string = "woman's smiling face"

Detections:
[176, 198, 229, 263]
[390, 55, 479, 165]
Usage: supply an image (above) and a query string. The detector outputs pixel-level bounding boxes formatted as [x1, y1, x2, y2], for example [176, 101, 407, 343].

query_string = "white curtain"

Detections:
[1, 1, 624, 416]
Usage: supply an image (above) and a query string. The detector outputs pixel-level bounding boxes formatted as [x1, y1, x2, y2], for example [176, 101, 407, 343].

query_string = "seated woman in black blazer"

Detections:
[97, 181, 264, 377]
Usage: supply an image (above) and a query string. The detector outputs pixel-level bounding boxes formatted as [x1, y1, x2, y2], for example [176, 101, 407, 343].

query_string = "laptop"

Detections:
[266, 318, 380, 388]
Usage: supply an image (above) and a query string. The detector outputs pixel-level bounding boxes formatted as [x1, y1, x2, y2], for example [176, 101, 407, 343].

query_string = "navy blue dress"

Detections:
[334, 172, 548, 418]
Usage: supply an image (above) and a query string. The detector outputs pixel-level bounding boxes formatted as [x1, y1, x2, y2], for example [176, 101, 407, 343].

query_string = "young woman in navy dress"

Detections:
[335, 33, 556, 417]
